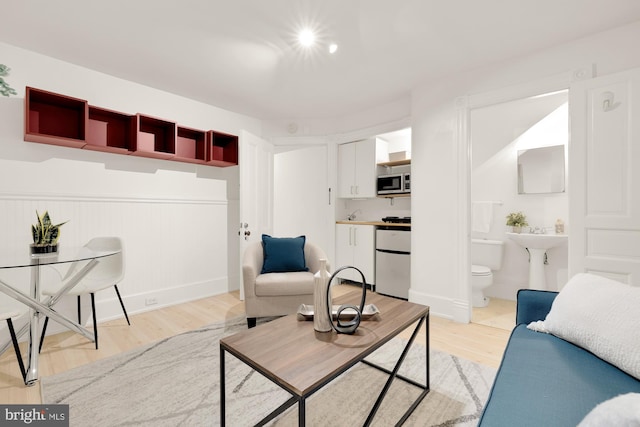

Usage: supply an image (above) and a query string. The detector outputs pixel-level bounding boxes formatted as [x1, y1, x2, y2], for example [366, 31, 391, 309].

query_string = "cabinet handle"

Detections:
[353, 227, 357, 246]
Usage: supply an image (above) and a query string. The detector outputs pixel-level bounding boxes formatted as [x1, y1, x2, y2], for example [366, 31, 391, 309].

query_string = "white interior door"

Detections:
[569, 68, 640, 284]
[273, 145, 332, 259]
[239, 130, 274, 299]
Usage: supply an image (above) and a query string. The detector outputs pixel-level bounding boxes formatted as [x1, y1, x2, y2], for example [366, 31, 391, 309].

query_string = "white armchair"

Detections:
[242, 240, 329, 328]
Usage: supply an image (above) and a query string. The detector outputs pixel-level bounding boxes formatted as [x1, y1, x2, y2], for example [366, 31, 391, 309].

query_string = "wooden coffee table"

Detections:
[220, 291, 430, 426]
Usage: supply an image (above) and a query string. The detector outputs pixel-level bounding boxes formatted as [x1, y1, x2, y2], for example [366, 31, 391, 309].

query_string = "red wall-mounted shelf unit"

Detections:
[23, 86, 239, 167]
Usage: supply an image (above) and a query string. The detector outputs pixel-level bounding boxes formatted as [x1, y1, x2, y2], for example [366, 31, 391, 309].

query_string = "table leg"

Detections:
[220, 344, 225, 427]
[0, 280, 95, 341]
[362, 315, 429, 426]
[0, 259, 100, 385]
[25, 262, 41, 386]
[298, 398, 305, 426]
[425, 314, 430, 390]
[25, 308, 39, 386]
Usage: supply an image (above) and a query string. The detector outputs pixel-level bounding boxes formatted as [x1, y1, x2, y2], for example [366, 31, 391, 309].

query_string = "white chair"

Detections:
[40, 237, 129, 350]
[0, 305, 28, 382]
[242, 240, 329, 328]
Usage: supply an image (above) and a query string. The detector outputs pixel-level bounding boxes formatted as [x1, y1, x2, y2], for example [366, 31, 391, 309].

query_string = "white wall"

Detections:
[410, 20, 640, 320]
[0, 42, 261, 335]
[471, 101, 569, 299]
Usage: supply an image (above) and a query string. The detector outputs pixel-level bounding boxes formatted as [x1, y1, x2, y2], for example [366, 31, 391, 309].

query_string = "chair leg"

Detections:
[77, 295, 82, 324]
[7, 319, 27, 382]
[90, 293, 98, 350]
[114, 285, 130, 326]
[39, 317, 50, 354]
[247, 317, 257, 329]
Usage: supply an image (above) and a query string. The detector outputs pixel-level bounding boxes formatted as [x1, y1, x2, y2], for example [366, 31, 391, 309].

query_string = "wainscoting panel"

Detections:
[0, 192, 229, 336]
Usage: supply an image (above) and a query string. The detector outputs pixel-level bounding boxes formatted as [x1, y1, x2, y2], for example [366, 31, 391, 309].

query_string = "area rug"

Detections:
[41, 316, 496, 426]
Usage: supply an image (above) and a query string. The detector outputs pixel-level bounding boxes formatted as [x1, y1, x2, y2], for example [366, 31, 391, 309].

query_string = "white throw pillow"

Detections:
[577, 393, 640, 427]
[527, 273, 640, 380]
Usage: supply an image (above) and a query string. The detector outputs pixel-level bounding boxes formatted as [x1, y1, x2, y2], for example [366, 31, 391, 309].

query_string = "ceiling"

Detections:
[471, 90, 568, 168]
[2, 1, 640, 120]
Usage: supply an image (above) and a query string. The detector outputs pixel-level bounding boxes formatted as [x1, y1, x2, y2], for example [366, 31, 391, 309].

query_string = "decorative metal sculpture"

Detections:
[325, 266, 367, 334]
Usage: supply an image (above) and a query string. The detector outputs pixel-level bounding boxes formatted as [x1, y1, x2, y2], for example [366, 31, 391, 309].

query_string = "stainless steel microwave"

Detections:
[377, 173, 410, 195]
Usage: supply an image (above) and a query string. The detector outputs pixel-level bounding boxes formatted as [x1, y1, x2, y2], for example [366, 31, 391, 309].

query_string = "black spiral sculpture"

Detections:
[325, 266, 367, 334]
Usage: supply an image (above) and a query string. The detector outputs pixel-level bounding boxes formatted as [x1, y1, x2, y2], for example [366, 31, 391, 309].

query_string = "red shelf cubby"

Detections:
[132, 114, 176, 160]
[85, 106, 136, 154]
[207, 131, 238, 167]
[174, 126, 207, 164]
[24, 87, 87, 148]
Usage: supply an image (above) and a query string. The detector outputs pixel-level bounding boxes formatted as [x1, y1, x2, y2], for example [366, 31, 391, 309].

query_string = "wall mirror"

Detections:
[517, 145, 565, 194]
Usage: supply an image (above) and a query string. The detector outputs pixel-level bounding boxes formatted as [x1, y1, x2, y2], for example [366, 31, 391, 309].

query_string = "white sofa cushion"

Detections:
[528, 273, 640, 380]
[578, 393, 640, 426]
[255, 271, 314, 296]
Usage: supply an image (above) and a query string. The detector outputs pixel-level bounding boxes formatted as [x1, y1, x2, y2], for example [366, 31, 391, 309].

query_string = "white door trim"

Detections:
[453, 65, 594, 323]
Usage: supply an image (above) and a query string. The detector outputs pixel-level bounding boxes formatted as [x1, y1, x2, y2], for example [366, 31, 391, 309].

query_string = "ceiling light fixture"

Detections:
[298, 29, 316, 47]
[329, 43, 338, 54]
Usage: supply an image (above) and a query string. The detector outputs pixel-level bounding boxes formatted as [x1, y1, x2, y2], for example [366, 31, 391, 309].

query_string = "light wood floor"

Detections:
[0, 285, 510, 404]
[472, 297, 517, 331]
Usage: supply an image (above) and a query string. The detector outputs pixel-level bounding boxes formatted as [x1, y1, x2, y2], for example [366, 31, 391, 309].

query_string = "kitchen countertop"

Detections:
[336, 220, 410, 227]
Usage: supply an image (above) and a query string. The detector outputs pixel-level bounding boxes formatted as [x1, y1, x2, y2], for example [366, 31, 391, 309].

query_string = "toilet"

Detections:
[471, 239, 504, 308]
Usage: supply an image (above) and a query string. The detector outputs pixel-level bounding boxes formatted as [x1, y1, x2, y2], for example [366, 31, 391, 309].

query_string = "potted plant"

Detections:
[31, 210, 67, 254]
[506, 211, 528, 233]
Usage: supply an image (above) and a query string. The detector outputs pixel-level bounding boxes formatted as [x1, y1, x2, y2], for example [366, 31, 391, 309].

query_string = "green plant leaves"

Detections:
[0, 64, 17, 97]
[505, 211, 528, 227]
[32, 210, 67, 245]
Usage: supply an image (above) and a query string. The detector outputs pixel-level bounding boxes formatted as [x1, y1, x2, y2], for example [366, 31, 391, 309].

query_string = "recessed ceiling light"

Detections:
[329, 43, 338, 54]
[298, 29, 316, 47]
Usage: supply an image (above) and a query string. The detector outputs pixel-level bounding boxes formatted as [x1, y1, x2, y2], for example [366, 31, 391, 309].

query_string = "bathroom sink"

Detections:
[506, 232, 567, 250]
[506, 232, 568, 291]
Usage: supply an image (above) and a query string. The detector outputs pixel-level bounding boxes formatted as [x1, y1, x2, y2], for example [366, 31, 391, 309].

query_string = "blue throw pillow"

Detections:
[260, 234, 308, 274]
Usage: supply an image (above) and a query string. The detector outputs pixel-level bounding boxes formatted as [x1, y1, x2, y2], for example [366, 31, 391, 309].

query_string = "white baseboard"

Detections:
[42, 277, 230, 335]
[408, 288, 454, 321]
[451, 299, 471, 323]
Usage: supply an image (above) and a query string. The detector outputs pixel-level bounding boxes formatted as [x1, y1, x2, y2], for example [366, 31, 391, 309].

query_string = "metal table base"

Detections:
[220, 314, 429, 426]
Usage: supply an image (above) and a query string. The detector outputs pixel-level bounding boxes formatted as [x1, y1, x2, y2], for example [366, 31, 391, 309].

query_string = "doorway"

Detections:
[468, 90, 569, 330]
[273, 144, 331, 252]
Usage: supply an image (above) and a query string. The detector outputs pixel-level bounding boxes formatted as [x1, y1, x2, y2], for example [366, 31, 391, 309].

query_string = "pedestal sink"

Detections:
[506, 232, 568, 290]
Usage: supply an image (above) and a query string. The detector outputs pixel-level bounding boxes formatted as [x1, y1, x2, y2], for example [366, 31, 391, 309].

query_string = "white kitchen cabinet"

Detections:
[334, 224, 375, 286]
[337, 139, 380, 198]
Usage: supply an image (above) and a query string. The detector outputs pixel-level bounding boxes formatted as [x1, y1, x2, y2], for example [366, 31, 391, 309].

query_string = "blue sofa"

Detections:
[478, 289, 640, 426]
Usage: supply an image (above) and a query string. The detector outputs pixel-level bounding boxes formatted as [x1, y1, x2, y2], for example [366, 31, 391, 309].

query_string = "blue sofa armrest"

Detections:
[515, 289, 558, 325]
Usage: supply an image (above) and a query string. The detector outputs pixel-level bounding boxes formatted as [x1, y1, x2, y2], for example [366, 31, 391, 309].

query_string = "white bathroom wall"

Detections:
[0, 42, 261, 335]
[471, 100, 569, 299]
